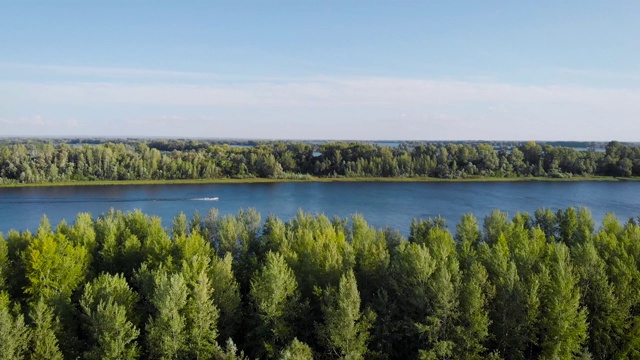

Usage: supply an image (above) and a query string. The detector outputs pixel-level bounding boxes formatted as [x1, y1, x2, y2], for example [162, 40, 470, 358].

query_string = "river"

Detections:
[1, 181, 639, 235]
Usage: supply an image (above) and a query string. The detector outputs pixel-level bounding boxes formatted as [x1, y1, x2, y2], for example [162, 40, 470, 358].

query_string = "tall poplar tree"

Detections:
[29, 298, 64, 360]
[249, 251, 299, 358]
[146, 271, 189, 359]
[0, 292, 29, 359]
[80, 273, 140, 360]
[319, 270, 375, 360]
[183, 257, 220, 360]
[539, 243, 587, 359]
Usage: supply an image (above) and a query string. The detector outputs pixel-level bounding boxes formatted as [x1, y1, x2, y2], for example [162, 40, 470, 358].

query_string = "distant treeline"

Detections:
[0, 139, 639, 183]
[1, 207, 640, 359]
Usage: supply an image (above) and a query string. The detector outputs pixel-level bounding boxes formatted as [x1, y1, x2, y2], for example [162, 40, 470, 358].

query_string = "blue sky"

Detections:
[1, 1, 639, 140]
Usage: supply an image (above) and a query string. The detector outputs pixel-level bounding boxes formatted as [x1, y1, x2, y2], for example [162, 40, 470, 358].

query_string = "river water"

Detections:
[1, 182, 639, 234]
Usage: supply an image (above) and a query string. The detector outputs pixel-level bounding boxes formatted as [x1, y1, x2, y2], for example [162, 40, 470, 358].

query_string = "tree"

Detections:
[24, 217, 89, 357]
[171, 212, 188, 239]
[557, 207, 578, 246]
[279, 338, 313, 360]
[249, 251, 299, 358]
[535, 207, 557, 241]
[319, 270, 375, 360]
[284, 211, 354, 299]
[0, 292, 29, 359]
[0, 234, 9, 292]
[146, 271, 188, 359]
[66, 213, 97, 254]
[416, 228, 461, 359]
[391, 242, 436, 358]
[456, 213, 481, 270]
[3, 229, 31, 301]
[210, 253, 242, 344]
[80, 273, 140, 360]
[183, 257, 220, 360]
[455, 262, 493, 359]
[350, 214, 390, 303]
[83, 300, 140, 360]
[141, 216, 174, 269]
[29, 298, 64, 360]
[483, 210, 509, 245]
[480, 233, 539, 360]
[538, 243, 587, 359]
[572, 242, 624, 359]
[23, 216, 89, 304]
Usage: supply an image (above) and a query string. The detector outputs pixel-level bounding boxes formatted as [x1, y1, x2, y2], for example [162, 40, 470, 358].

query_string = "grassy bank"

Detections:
[0, 175, 636, 188]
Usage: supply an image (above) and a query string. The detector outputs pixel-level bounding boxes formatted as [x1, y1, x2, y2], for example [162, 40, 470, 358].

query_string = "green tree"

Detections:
[82, 300, 140, 360]
[210, 253, 242, 344]
[23, 216, 89, 303]
[534, 207, 557, 240]
[80, 273, 140, 360]
[0, 292, 29, 359]
[319, 270, 375, 360]
[29, 298, 64, 360]
[391, 242, 436, 357]
[146, 271, 189, 359]
[415, 228, 461, 360]
[455, 262, 493, 359]
[480, 233, 539, 360]
[0, 234, 9, 292]
[171, 212, 188, 239]
[183, 257, 220, 360]
[572, 242, 624, 359]
[279, 338, 313, 360]
[249, 251, 299, 358]
[66, 212, 97, 254]
[557, 207, 578, 246]
[141, 216, 174, 269]
[24, 217, 89, 357]
[456, 213, 481, 270]
[483, 210, 509, 245]
[538, 243, 587, 359]
[350, 214, 390, 303]
[4, 229, 32, 301]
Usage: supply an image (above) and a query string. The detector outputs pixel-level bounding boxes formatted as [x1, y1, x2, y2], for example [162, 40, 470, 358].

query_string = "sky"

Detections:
[1, 1, 639, 141]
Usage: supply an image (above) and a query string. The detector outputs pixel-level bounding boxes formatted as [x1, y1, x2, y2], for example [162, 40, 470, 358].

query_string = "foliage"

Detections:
[0, 207, 638, 359]
[1, 140, 639, 184]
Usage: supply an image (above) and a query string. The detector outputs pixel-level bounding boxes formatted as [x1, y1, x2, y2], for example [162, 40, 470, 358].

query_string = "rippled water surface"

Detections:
[1, 181, 640, 234]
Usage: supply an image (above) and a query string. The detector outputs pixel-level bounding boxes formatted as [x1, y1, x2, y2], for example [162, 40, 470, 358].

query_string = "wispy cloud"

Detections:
[1, 66, 639, 140]
[0, 115, 83, 136]
[0, 62, 225, 81]
[3, 76, 639, 108]
[549, 67, 640, 82]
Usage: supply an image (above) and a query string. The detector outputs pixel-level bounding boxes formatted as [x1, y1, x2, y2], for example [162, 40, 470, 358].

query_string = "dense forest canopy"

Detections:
[1, 207, 640, 359]
[1, 139, 640, 184]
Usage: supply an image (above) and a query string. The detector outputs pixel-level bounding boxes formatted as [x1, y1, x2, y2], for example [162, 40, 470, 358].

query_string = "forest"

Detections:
[2, 207, 640, 359]
[1, 139, 640, 184]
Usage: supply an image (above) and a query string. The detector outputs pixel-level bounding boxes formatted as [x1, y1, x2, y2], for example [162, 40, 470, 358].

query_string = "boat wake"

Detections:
[2, 196, 219, 204]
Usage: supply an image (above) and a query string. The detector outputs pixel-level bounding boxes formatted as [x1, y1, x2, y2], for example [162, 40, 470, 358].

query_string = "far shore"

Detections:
[1, 175, 638, 188]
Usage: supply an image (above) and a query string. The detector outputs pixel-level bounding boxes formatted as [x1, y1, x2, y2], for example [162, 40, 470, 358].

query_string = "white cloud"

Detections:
[0, 115, 85, 136]
[0, 62, 224, 81]
[1, 74, 639, 140]
[3, 77, 639, 108]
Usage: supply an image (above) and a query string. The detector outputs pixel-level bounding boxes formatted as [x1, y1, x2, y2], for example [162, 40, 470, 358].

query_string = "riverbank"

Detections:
[0, 175, 636, 188]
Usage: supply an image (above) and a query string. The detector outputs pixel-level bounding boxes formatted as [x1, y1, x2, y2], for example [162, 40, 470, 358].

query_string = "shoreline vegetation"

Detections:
[1, 174, 639, 188]
[1, 139, 640, 187]
[1, 207, 639, 359]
